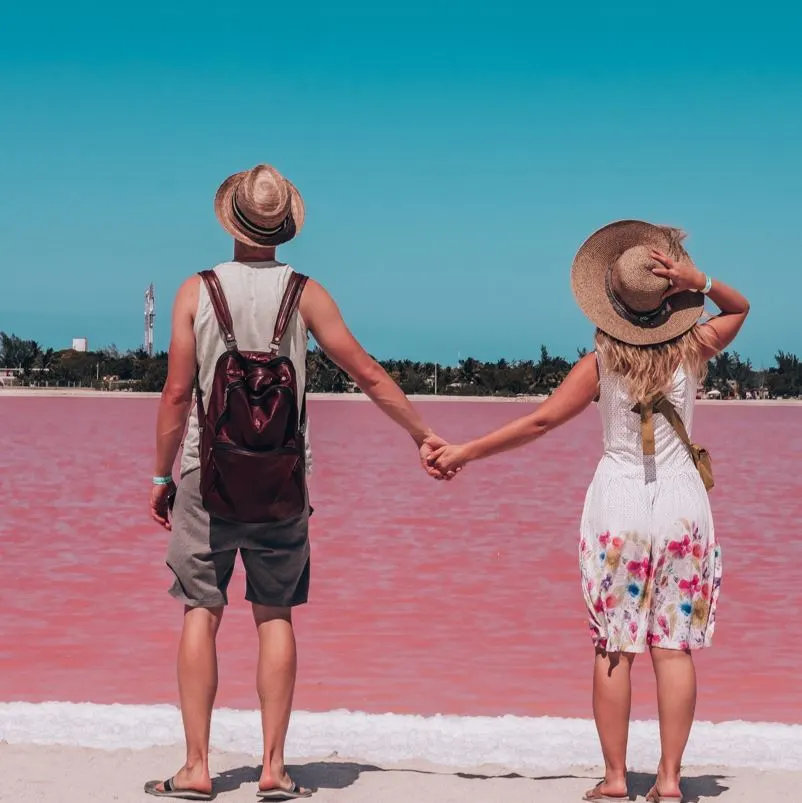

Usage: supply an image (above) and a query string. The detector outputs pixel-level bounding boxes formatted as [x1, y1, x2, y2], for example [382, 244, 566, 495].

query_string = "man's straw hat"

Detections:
[571, 220, 704, 346]
[214, 164, 305, 248]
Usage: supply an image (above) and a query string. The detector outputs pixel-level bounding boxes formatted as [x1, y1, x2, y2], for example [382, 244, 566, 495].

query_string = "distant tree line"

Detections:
[307, 345, 578, 397]
[0, 334, 169, 392]
[1, 332, 800, 399]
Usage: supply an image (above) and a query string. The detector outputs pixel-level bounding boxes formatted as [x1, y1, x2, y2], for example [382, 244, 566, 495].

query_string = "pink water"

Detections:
[1, 397, 800, 723]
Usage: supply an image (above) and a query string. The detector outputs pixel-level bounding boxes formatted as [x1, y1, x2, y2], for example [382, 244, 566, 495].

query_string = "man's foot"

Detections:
[144, 764, 213, 800]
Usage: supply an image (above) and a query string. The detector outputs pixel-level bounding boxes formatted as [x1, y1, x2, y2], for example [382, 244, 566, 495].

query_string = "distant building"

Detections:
[72, 338, 89, 352]
[0, 368, 20, 387]
[0, 367, 49, 387]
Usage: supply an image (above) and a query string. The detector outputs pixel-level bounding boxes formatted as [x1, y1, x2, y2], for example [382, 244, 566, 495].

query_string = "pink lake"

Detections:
[0, 397, 800, 724]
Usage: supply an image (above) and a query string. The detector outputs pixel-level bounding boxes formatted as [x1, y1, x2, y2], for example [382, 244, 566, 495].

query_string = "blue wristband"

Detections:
[152, 475, 173, 486]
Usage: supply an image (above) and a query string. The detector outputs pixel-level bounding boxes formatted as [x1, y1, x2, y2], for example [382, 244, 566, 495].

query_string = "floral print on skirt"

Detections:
[579, 466, 722, 652]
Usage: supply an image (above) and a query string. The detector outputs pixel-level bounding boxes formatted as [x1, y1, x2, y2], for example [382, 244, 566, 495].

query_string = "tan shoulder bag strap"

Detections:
[633, 394, 714, 491]
[632, 394, 691, 453]
[653, 395, 694, 449]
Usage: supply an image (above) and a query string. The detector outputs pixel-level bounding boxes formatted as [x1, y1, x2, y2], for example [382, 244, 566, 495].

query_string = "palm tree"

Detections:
[0, 332, 41, 370]
[768, 351, 802, 397]
[708, 351, 734, 396]
[458, 357, 480, 386]
[534, 345, 571, 393]
[729, 352, 753, 398]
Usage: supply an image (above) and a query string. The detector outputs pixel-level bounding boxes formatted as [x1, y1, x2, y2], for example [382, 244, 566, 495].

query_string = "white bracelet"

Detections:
[692, 274, 713, 295]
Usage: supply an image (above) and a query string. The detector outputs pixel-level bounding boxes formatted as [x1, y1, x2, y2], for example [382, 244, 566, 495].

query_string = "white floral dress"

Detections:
[579, 357, 722, 652]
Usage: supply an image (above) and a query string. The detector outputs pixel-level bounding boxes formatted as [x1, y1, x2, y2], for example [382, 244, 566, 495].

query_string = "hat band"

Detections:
[605, 267, 670, 328]
[232, 193, 291, 238]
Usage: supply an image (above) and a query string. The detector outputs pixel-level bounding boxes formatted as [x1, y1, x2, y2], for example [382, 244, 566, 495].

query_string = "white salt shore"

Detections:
[2, 703, 801, 802]
[5, 743, 801, 803]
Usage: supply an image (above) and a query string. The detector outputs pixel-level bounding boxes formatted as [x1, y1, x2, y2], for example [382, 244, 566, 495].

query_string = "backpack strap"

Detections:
[270, 272, 309, 437]
[268, 272, 309, 354]
[299, 391, 307, 436]
[199, 270, 238, 351]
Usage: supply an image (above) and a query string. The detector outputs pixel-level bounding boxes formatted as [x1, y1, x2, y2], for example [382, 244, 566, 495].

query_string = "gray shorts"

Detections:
[166, 469, 310, 609]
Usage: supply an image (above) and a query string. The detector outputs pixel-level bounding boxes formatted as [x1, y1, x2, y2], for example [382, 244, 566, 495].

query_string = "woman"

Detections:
[429, 221, 749, 802]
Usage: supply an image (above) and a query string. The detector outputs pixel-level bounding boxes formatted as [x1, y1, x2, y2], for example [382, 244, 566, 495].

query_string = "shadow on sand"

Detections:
[627, 771, 731, 802]
[213, 761, 730, 800]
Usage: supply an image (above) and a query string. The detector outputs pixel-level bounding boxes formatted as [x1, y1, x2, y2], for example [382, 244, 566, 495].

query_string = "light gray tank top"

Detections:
[180, 260, 311, 477]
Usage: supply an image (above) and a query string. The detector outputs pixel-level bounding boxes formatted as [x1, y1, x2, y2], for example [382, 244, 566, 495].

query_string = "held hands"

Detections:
[419, 432, 464, 481]
[650, 250, 706, 297]
[427, 443, 470, 475]
[417, 432, 471, 480]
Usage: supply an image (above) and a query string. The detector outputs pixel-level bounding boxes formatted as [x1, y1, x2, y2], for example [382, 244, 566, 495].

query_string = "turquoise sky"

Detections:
[1, 3, 800, 368]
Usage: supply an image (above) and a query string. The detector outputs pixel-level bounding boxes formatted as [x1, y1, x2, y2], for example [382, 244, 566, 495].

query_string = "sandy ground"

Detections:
[2, 743, 799, 803]
[1, 387, 800, 406]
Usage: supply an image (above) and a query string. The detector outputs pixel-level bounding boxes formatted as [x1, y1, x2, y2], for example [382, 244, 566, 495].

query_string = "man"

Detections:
[147, 164, 446, 800]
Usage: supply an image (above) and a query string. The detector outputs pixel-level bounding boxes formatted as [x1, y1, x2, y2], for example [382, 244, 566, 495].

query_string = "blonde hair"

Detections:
[595, 326, 709, 404]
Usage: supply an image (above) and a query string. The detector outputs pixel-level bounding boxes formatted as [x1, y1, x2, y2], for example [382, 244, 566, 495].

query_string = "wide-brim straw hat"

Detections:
[571, 220, 704, 346]
[214, 164, 305, 248]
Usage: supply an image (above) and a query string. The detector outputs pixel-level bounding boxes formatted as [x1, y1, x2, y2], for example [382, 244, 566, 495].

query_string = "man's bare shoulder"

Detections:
[299, 277, 333, 304]
[174, 275, 201, 319]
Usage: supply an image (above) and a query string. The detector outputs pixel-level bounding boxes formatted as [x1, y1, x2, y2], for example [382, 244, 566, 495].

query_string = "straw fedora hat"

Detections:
[214, 164, 305, 248]
[571, 220, 704, 346]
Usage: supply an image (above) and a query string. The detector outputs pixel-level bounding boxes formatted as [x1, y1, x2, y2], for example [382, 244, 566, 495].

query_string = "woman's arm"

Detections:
[428, 353, 599, 473]
[697, 277, 750, 357]
[650, 249, 750, 358]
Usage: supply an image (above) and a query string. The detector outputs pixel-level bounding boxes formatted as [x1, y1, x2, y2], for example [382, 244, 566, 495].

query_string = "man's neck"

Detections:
[233, 242, 277, 262]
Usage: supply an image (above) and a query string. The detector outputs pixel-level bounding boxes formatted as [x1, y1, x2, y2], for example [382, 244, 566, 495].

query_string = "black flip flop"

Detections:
[144, 777, 214, 800]
[257, 779, 313, 800]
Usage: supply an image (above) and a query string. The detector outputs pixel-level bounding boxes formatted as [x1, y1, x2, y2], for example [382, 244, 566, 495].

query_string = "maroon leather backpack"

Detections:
[196, 269, 309, 524]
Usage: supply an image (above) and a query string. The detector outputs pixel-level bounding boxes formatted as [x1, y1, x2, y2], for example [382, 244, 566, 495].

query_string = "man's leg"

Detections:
[252, 604, 305, 793]
[153, 470, 235, 796]
[150, 605, 223, 796]
[177, 605, 224, 791]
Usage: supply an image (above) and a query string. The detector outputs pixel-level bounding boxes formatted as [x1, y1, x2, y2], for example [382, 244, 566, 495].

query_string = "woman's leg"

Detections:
[650, 647, 696, 797]
[590, 648, 636, 796]
[647, 491, 712, 799]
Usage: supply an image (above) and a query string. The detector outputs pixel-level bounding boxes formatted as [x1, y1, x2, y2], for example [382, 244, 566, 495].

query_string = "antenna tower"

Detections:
[144, 284, 155, 357]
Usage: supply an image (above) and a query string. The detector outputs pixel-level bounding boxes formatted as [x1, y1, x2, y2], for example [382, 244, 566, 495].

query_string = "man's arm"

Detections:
[151, 276, 199, 527]
[299, 278, 437, 450]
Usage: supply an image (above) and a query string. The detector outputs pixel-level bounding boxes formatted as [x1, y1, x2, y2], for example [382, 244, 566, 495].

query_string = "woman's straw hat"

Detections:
[214, 164, 305, 248]
[571, 220, 704, 346]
